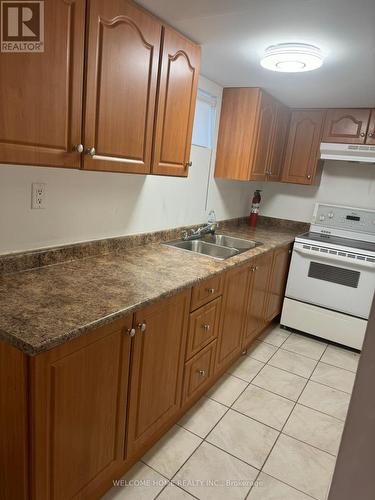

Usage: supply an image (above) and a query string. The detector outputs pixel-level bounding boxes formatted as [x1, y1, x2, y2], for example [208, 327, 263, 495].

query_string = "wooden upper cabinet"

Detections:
[0, 0, 86, 169]
[83, 0, 162, 173]
[268, 104, 290, 181]
[126, 290, 190, 457]
[282, 109, 325, 185]
[322, 109, 371, 144]
[214, 88, 288, 182]
[152, 27, 201, 177]
[250, 92, 278, 181]
[366, 110, 375, 145]
[30, 317, 133, 500]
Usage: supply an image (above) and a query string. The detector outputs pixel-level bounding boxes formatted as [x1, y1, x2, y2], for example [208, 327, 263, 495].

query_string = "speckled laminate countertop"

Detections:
[0, 224, 303, 355]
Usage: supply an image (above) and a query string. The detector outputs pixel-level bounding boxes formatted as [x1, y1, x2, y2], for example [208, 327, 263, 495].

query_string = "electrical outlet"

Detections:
[31, 183, 46, 209]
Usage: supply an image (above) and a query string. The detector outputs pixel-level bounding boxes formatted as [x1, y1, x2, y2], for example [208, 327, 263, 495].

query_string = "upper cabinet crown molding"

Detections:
[0, 0, 200, 177]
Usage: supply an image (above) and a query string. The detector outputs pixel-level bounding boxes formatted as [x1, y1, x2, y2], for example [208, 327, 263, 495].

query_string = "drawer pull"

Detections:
[207, 288, 215, 294]
[137, 322, 147, 333]
[126, 327, 136, 337]
[198, 370, 206, 376]
[202, 324, 210, 331]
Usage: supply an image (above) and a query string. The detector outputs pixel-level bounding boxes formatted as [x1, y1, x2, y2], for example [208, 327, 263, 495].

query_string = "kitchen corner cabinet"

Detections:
[0, 0, 86, 169]
[322, 108, 372, 144]
[214, 88, 288, 182]
[264, 244, 292, 322]
[282, 109, 325, 185]
[0, 0, 200, 176]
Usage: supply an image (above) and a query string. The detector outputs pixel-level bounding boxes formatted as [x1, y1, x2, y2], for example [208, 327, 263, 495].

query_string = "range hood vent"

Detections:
[320, 143, 375, 163]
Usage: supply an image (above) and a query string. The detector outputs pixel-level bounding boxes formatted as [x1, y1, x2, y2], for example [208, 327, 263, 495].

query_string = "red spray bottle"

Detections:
[249, 189, 262, 227]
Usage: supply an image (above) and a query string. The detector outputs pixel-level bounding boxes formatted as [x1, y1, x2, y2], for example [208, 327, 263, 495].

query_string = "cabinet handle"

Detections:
[368, 131, 374, 137]
[126, 327, 136, 337]
[137, 322, 147, 333]
[306, 175, 311, 180]
[73, 144, 84, 153]
[360, 132, 366, 137]
[207, 288, 215, 294]
[198, 370, 206, 376]
[86, 147, 96, 157]
[186, 161, 192, 168]
[202, 324, 210, 331]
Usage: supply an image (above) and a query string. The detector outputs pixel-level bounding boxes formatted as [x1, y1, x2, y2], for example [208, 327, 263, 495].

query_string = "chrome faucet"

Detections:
[181, 210, 218, 241]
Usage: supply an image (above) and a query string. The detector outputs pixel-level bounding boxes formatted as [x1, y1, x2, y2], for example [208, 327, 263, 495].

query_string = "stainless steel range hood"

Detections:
[320, 143, 375, 163]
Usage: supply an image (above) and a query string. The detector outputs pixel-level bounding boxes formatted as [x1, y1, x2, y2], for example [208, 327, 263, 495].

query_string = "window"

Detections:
[192, 89, 217, 149]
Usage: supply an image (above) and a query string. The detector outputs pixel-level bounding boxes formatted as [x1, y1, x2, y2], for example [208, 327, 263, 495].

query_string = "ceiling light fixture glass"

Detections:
[260, 43, 324, 72]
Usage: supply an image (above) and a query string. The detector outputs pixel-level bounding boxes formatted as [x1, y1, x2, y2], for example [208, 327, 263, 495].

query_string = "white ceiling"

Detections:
[137, 0, 375, 107]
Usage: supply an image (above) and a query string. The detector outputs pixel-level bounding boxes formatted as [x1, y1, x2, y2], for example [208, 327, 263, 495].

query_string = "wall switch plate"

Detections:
[31, 183, 46, 209]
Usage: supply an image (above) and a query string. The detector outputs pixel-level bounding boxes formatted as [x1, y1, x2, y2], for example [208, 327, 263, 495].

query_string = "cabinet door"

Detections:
[83, 0, 162, 173]
[0, 0, 86, 169]
[265, 244, 291, 322]
[31, 317, 133, 500]
[366, 110, 375, 145]
[322, 109, 371, 144]
[215, 265, 249, 373]
[268, 104, 290, 181]
[127, 290, 190, 456]
[242, 252, 273, 349]
[250, 92, 278, 181]
[152, 27, 201, 176]
[282, 110, 325, 185]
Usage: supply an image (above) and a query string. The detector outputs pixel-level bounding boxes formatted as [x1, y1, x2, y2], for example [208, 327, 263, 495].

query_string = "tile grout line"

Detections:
[249, 338, 331, 499]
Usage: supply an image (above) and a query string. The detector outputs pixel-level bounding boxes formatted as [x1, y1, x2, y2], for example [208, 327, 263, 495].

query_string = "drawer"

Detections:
[186, 297, 221, 360]
[190, 275, 223, 311]
[182, 340, 217, 406]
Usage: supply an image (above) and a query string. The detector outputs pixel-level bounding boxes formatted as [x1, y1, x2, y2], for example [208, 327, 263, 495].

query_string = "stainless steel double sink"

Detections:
[164, 234, 262, 260]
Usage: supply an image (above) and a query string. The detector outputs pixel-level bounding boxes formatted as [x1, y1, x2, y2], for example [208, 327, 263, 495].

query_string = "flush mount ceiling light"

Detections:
[260, 43, 324, 72]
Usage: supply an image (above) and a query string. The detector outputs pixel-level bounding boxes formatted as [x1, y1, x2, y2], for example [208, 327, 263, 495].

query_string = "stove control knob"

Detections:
[328, 212, 334, 218]
[319, 215, 325, 221]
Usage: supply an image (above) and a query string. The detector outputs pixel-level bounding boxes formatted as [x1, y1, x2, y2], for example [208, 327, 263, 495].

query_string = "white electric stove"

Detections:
[281, 203, 375, 350]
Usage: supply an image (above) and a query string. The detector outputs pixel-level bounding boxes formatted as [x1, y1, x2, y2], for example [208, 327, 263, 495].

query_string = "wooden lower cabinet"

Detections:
[242, 252, 274, 349]
[215, 264, 250, 372]
[265, 244, 292, 322]
[1, 248, 293, 499]
[126, 290, 190, 457]
[30, 316, 133, 500]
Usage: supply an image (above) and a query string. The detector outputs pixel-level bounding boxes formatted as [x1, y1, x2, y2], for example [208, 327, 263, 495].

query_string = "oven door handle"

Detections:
[294, 246, 375, 269]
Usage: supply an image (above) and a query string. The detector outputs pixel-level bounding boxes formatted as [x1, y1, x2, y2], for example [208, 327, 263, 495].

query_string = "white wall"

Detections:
[257, 162, 375, 222]
[0, 76, 253, 255]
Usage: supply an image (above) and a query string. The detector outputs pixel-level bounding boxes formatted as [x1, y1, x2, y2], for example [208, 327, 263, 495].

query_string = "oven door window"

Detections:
[308, 261, 360, 288]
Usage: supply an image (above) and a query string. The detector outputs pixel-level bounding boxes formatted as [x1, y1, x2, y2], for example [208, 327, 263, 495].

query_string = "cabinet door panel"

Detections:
[215, 265, 249, 372]
[83, 0, 162, 173]
[127, 291, 190, 456]
[242, 252, 273, 349]
[265, 245, 291, 322]
[366, 110, 375, 145]
[322, 109, 370, 144]
[0, 0, 86, 168]
[268, 104, 290, 181]
[250, 93, 277, 181]
[282, 110, 325, 185]
[31, 317, 132, 500]
[152, 27, 200, 176]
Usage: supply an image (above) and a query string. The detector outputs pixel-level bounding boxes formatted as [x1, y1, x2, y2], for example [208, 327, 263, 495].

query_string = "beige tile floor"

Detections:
[103, 324, 359, 500]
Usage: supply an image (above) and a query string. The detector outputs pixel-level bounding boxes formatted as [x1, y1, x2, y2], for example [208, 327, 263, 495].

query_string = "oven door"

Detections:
[285, 242, 375, 319]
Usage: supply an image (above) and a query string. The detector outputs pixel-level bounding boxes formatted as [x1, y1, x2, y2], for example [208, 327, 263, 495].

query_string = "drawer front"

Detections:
[191, 275, 223, 310]
[186, 297, 221, 360]
[182, 340, 217, 406]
